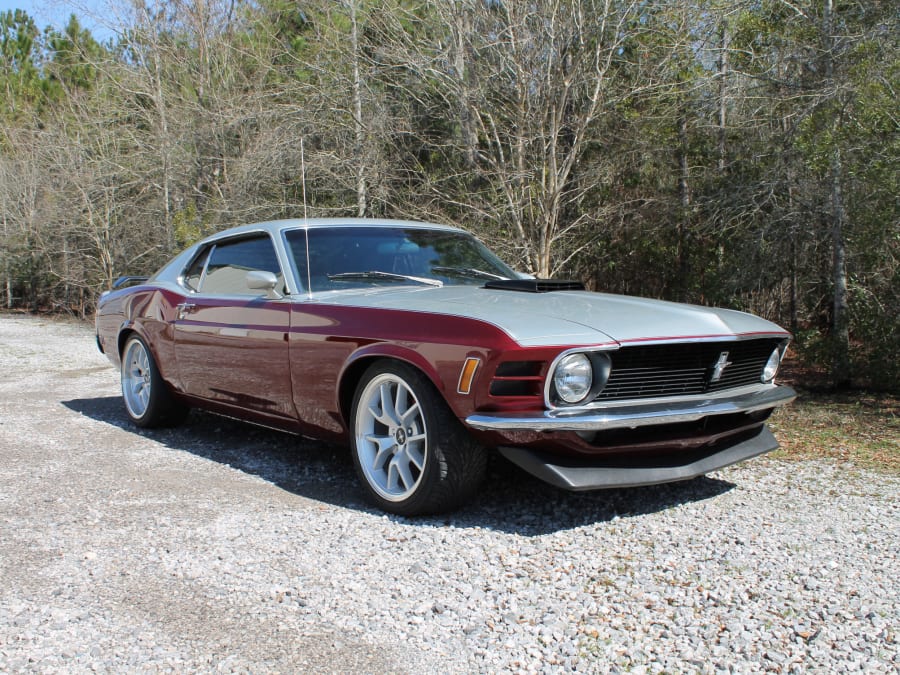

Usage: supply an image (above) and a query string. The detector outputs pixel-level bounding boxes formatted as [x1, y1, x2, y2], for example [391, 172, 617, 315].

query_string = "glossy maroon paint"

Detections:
[174, 298, 293, 419]
[287, 304, 522, 438]
[97, 285, 556, 445]
[97, 281, 796, 462]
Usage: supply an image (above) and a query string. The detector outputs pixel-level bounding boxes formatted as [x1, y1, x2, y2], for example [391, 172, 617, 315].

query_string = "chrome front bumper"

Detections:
[466, 385, 797, 433]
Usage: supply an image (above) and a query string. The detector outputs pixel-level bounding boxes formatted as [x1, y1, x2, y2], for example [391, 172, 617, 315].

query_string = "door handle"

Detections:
[176, 302, 196, 320]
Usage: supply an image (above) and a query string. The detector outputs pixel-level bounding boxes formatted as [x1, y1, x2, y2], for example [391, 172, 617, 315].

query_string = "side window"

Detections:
[183, 248, 210, 291]
[286, 229, 309, 292]
[197, 236, 283, 296]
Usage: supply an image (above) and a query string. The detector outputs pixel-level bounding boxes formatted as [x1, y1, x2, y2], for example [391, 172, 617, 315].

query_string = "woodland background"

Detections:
[0, 0, 897, 389]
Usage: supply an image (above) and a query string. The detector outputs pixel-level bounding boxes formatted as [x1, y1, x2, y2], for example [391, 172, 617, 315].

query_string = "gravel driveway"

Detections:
[0, 314, 896, 673]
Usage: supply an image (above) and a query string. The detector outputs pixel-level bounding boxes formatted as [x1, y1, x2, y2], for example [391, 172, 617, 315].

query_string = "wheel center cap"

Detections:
[394, 428, 407, 445]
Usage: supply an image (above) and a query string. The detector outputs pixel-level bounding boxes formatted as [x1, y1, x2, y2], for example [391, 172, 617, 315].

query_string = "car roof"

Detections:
[204, 218, 466, 242]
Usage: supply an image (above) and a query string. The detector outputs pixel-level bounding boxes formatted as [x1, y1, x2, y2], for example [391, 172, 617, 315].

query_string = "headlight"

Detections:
[762, 347, 782, 383]
[553, 353, 593, 404]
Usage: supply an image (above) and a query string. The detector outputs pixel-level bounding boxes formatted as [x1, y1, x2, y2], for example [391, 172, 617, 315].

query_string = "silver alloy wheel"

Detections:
[122, 338, 152, 419]
[354, 372, 428, 502]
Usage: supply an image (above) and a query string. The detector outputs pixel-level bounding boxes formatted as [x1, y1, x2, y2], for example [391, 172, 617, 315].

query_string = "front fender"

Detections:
[336, 343, 449, 425]
[343, 342, 444, 389]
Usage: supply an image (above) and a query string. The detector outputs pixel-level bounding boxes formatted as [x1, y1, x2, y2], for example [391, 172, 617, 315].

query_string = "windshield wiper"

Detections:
[431, 266, 507, 281]
[327, 271, 443, 287]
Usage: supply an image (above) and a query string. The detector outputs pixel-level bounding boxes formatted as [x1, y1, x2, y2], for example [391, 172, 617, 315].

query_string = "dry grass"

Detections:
[768, 389, 900, 474]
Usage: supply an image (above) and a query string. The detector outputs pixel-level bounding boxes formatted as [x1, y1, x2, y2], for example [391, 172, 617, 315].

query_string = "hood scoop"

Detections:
[483, 279, 586, 293]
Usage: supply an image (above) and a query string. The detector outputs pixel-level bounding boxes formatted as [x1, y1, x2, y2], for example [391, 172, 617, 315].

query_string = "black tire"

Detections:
[350, 360, 486, 515]
[120, 335, 189, 428]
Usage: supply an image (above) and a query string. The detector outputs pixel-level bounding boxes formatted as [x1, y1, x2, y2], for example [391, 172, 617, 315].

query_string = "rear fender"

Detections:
[116, 290, 182, 391]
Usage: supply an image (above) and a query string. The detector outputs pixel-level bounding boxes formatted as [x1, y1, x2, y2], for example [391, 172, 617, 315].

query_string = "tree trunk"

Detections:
[830, 147, 851, 387]
[155, 52, 174, 254]
[350, 0, 367, 218]
[824, 0, 851, 388]
[677, 113, 691, 300]
[2, 212, 10, 309]
[451, 6, 477, 168]
[717, 23, 729, 175]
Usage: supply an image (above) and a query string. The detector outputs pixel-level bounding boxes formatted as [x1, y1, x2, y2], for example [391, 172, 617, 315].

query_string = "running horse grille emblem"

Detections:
[709, 351, 733, 383]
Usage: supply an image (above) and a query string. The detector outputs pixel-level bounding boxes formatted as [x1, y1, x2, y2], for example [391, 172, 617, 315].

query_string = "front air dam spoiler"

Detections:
[498, 425, 780, 491]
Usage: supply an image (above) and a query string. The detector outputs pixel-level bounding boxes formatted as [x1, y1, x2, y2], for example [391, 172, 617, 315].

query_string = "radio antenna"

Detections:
[300, 136, 309, 221]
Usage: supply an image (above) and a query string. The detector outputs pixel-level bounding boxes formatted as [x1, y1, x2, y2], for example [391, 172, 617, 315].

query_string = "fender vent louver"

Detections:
[483, 279, 586, 293]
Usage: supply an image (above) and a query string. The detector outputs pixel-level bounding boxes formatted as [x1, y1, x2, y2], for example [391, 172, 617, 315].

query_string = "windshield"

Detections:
[285, 226, 516, 292]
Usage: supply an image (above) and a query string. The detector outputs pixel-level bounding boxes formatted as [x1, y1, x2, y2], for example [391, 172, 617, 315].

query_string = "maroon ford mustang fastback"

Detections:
[96, 218, 796, 514]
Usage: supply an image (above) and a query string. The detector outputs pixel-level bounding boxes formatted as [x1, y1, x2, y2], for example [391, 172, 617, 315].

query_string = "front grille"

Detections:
[594, 338, 781, 402]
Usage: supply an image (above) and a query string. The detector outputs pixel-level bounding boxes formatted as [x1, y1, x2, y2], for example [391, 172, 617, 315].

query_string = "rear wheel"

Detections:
[350, 361, 486, 515]
[121, 335, 189, 428]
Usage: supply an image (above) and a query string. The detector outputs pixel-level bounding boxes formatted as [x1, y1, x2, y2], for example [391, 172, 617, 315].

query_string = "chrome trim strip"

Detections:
[467, 385, 796, 432]
[616, 332, 789, 346]
[570, 382, 771, 410]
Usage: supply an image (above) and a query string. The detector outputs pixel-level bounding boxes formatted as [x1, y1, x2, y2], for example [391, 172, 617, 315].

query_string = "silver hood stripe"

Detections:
[309, 286, 788, 348]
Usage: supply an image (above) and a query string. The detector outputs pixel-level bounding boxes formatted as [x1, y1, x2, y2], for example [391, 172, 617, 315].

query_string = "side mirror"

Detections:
[246, 270, 283, 299]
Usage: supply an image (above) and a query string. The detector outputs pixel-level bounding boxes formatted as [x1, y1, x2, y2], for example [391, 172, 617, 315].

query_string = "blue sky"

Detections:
[0, 0, 118, 41]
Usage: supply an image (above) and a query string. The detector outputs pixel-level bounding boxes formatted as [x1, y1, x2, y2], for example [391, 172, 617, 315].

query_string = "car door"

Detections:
[173, 234, 294, 421]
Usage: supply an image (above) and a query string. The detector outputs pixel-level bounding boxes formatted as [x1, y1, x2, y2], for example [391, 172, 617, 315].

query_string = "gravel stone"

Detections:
[0, 314, 897, 672]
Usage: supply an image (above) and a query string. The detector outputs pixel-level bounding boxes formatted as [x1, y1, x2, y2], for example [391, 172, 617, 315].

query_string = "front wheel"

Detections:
[121, 335, 189, 428]
[350, 361, 486, 515]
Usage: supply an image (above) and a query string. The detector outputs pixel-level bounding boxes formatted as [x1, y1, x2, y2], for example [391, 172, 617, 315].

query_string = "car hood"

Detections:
[316, 285, 788, 347]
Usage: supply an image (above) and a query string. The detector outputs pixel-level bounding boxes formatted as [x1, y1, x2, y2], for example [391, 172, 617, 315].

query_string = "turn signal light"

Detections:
[457, 357, 481, 395]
